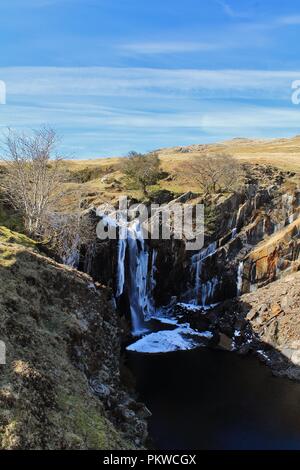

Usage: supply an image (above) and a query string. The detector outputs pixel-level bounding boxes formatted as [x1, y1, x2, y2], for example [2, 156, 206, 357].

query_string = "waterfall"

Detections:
[236, 261, 244, 296]
[115, 228, 127, 297]
[288, 213, 296, 224]
[282, 193, 296, 225]
[126, 221, 150, 334]
[201, 276, 218, 307]
[149, 249, 157, 303]
[114, 220, 156, 336]
[270, 193, 298, 235]
[62, 234, 80, 268]
[235, 202, 246, 229]
[190, 241, 218, 305]
[193, 254, 203, 304]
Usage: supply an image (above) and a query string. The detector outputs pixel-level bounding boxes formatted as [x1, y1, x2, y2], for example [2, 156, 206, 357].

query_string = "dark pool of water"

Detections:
[127, 348, 300, 450]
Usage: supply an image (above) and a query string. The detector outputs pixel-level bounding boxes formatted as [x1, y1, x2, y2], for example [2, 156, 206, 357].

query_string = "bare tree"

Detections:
[121, 151, 161, 196]
[189, 153, 244, 196]
[42, 208, 95, 267]
[0, 127, 65, 237]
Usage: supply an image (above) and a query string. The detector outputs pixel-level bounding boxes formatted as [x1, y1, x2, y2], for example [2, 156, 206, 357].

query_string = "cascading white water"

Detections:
[235, 202, 246, 229]
[114, 219, 157, 335]
[115, 227, 127, 298]
[281, 193, 299, 227]
[201, 276, 218, 307]
[271, 193, 299, 234]
[149, 249, 157, 305]
[231, 227, 237, 239]
[190, 241, 218, 306]
[126, 221, 150, 334]
[62, 234, 80, 268]
[236, 261, 244, 296]
[288, 213, 295, 224]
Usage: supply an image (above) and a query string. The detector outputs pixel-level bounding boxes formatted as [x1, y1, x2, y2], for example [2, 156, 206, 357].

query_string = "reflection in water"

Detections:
[127, 348, 300, 450]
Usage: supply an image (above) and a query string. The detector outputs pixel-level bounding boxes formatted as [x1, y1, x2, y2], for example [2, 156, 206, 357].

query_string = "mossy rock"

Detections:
[0, 226, 36, 248]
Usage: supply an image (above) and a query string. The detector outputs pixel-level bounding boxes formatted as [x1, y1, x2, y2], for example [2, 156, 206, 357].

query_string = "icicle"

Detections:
[126, 220, 151, 335]
[115, 224, 127, 298]
[236, 261, 244, 296]
[146, 249, 157, 316]
[200, 276, 218, 307]
[110, 215, 158, 335]
[190, 241, 218, 305]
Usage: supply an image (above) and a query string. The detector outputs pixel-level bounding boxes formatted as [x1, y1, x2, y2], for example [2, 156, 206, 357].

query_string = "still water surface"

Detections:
[127, 348, 300, 450]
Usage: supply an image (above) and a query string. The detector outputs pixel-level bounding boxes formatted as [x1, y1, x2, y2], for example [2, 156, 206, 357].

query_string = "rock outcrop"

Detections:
[242, 217, 300, 291]
[202, 271, 300, 381]
[0, 227, 148, 449]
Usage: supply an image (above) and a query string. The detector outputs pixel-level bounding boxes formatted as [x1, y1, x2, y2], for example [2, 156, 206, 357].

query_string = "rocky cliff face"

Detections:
[0, 227, 148, 449]
[81, 165, 299, 327]
[188, 172, 299, 303]
[241, 272, 300, 379]
[242, 216, 300, 292]
[196, 271, 300, 381]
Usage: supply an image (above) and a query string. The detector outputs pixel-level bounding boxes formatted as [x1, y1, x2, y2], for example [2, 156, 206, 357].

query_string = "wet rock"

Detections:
[116, 405, 136, 422]
[90, 381, 111, 399]
[218, 333, 234, 351]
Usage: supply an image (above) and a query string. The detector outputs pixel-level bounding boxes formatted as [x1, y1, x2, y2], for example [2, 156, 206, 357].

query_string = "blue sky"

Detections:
[1, 0, 300, 157]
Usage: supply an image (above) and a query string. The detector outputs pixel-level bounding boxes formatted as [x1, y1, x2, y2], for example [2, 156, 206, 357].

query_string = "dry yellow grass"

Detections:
[4, 136, 299, 212]
[156, 136, 300, 173]
[61, 136, 300, 207]
[69, 135, 300, 174]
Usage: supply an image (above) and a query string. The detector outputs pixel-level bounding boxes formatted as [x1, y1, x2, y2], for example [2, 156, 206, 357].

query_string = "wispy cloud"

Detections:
[237, 12, 300, 33]
[0, 66, 299, 156]
[202, 106, 300, 129]
[1, 67, 298, 98]
[216, 0, 300, 33]
[216, 0, 252, 19]
[277, 15, 300, 26]
[119, 41, 223, 55]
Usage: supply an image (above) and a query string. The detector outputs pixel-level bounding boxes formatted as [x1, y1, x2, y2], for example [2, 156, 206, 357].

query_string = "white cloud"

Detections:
[238, 13, 300, 33]
[0, 66, 299, 98]
[277, 15, 300, 26]
[216, 0, 251, 19]
[0, 66, 299, 156]
[202, 106, 300, 129]
[119, 41, 222, 55]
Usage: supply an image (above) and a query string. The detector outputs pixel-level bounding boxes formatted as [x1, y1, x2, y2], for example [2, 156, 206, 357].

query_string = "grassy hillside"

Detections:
[57, 135, 300, 210]
[1, 135, 299, 214]
[0, 227, 134, 449]
[157, 136, 300, 173]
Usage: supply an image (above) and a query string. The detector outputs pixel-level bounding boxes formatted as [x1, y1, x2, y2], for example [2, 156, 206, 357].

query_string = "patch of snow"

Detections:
[155, 317, 179, 325]
[177, 302, 218, 312]
[257, 349, 270, 361]
[177, 302, 204, 312]
[202, 302, 219, 311]
[127, 324, 213, 354]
